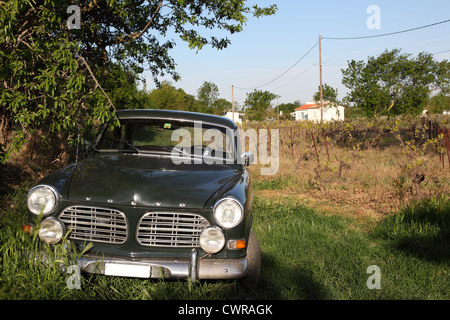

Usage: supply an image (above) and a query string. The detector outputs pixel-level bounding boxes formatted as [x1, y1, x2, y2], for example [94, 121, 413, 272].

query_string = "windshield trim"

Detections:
[93, 117, 238, 162]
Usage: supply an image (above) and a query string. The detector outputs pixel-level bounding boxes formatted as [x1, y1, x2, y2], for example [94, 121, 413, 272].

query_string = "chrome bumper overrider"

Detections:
[74, 249, 248, 280]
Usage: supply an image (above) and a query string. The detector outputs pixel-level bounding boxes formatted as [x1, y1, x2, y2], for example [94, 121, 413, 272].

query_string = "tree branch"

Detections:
[77, 55, 116, 112]
[116, 0, 164, 44]
[81, 0, 101, 13]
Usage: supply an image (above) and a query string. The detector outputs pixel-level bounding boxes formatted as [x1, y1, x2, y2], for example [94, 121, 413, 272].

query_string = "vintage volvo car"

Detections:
[25, 109, 260, 284]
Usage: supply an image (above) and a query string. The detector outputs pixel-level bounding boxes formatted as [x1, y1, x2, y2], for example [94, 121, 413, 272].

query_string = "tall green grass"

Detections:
[367, 195, 450, 299]
[251, 197, 374, 299]
[253, 195, 450, 299]
[372, 195, 450, 261]
[0, 187, 449, 300]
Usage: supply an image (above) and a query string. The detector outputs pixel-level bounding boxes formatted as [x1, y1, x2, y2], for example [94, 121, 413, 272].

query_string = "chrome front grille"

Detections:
[59, 206, 127, 244]
[137, 212, 209, 247]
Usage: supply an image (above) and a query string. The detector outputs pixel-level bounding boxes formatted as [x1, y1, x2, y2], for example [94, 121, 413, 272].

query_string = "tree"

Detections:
[428, 61, 450, 114]
[341, 49, 450, 117]
[0, 0, 277, 163]
[244, 90, 279, 121]
[429, 93, 450, 114]
[103, 64, 154, 110]
[214, 98, 232, 116]
[278, 103, 297, 119]
[197, 81, 219, 112]
[149, 81, 191, 110]
[313, 84, 339, 104]
[65, 0, 278, 83]
[197, 81, 231, 115]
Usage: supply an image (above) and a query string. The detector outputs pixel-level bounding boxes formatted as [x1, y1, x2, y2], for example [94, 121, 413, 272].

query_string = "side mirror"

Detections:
[84, 141, 93, 152]
[78, 140, 94, 159]
[240, 151, 254, 167]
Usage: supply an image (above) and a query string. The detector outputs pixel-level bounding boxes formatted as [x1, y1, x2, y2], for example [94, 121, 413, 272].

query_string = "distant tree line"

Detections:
[143, 81, 232, 116]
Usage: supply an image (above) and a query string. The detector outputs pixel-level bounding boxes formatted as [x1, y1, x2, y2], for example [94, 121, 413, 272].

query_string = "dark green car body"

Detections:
[27, 109, 258, 281]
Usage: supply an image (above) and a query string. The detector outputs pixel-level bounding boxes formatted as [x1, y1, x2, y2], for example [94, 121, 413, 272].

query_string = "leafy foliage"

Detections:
[313, 83, 340, 105]
[0, 0, 277, 163]
[197, 81, 218, 110]
[244, 90, 279, 121]
[342, 49, 450, 117]
[429, 93, 450, 114]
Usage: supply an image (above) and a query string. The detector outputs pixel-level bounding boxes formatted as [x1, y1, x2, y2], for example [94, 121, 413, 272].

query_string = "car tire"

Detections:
[241, 229, 261, 287]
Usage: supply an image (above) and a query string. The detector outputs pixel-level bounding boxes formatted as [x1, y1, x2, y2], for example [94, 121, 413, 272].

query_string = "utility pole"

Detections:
[319, 34, 323, 124]
[232, 85, 235, 123]
[144, 78, 147, 93]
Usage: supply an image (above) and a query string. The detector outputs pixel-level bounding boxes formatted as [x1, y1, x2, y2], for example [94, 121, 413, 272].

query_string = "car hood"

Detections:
[67, 154, 241, 209]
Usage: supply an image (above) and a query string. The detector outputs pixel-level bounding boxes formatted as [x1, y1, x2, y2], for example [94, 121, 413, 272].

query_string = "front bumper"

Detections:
[74, 249, 248, 280]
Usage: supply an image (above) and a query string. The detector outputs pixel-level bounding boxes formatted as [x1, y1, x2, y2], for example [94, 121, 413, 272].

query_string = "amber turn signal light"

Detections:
[227, 239, 246, 250]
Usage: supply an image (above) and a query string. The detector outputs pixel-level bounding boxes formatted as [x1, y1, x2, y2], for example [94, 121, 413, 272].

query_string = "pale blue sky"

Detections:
[144, 0, 450, 108]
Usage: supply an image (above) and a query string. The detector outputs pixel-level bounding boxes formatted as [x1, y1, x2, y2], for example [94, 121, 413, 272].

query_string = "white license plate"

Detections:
[104, 263, 151, 278]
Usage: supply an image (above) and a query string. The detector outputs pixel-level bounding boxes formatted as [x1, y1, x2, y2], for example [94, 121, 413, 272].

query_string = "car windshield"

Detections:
[95, 118, 235, 161]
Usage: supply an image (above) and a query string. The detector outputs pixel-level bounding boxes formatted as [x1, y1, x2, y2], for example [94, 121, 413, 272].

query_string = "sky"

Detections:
[143, 0, 450, 108]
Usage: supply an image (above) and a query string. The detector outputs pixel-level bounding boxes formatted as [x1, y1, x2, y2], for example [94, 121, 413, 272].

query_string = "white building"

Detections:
[293, 101, 345, 122]
[223, 111, 243, 124]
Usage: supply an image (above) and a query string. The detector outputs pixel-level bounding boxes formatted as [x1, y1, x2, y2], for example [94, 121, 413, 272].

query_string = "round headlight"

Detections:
[27, 185, 58, 215]
[213, 198, 244, 229]
[199, 227, 225, 254]
[39, 217, 66, 244]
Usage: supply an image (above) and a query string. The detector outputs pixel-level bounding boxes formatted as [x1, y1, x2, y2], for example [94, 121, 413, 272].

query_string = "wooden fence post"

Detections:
[311, 130, 320, 163]
[289, 127, 294, 159]
[323, 129, 330, 162]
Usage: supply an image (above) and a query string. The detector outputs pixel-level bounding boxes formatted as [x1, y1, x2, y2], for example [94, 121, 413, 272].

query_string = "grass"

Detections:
[1, 185, 449, 300]
[367, 197, 450, 299]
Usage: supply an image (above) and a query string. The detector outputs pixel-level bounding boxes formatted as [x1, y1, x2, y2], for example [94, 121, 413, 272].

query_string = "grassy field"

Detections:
[0, 117, 449, 300]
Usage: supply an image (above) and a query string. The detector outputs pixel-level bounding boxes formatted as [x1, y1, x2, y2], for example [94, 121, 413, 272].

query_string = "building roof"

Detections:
[295, 101, 344, 111]
[295, 103, 320, 111]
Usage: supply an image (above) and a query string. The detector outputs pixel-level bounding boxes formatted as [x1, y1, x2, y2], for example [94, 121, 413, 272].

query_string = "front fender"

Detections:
[37, 162, 78, 199]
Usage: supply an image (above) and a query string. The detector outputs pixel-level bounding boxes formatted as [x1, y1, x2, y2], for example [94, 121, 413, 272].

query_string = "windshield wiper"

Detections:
[138, 145, 191, 157]
[102, 137, 141, 153]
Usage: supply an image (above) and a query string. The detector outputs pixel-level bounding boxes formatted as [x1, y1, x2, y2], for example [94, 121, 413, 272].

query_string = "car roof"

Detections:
[116, 109, 238, 130]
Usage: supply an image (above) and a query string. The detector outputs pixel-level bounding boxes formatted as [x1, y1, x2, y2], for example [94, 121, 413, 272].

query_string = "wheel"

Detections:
[241, 229, 261, 287]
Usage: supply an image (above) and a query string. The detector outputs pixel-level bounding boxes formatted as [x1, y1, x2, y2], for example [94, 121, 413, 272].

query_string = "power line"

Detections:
[232, 18, 449, 98]
[234, 40, 319, 91]
[323, 19, 450, 40]
[434, 49, 450, 55]
[271, 65, 317, 91]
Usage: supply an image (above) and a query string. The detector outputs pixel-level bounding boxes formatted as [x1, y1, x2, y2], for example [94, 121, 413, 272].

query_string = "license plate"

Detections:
[104, 263, 151, 278]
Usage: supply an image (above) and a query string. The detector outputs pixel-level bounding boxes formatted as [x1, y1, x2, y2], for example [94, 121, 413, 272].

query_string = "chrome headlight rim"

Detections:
[213, 197, 244, 229]
[199, 226, 225, 254]
[38, 217, 66, 244]
[27, 184, 60, 216]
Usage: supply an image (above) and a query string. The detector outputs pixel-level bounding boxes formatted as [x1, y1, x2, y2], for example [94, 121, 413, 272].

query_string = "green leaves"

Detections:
[197, 81, 219, 109]
[244, 90, 279, 121]
[342, 49, 450, 117]
[0, 0, 277, 163]
[313, 84, 339, 105]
